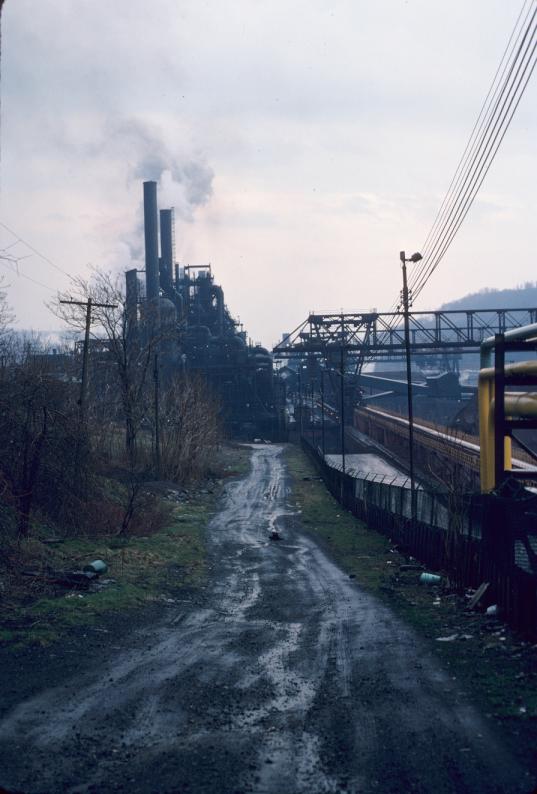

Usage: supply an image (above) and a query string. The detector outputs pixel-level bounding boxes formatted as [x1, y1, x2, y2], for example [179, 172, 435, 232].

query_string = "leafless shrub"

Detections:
[157, 374, 222, 484]
[0, 337, 89, 543]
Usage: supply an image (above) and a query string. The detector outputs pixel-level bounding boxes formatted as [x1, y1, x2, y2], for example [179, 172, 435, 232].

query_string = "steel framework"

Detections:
[274, 308, 537, 363]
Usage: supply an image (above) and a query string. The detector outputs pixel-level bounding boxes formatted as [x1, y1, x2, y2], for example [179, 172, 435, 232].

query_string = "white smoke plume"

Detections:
[109, 117, 214, 221]
[83, 116, 215, 269]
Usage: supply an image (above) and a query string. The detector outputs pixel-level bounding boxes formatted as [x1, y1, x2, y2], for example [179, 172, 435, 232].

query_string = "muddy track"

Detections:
[0, 445, 532, 793]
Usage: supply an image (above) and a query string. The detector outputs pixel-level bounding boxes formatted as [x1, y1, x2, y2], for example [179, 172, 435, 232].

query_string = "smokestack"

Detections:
[159, 208, 174, 290]
[143, 181, 160, 301]
[125, 269, 139, 327]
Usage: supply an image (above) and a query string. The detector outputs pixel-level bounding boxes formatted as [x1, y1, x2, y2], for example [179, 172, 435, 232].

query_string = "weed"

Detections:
[284, 443, 537, 729]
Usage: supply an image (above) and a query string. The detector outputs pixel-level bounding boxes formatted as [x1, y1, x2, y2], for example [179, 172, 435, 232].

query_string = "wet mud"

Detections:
[0, 445, 532, 793]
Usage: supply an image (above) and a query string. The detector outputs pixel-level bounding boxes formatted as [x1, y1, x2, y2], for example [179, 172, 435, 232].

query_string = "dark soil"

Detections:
[0, 445, 534, 793]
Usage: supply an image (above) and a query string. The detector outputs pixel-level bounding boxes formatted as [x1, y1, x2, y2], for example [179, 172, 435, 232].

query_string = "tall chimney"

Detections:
[159, 208, 174, 290]
[125, 269, 139, 325]
[143, 181, 160, 301]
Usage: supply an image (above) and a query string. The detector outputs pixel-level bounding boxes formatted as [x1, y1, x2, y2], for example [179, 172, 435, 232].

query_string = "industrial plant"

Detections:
[126, 180, 278, 439]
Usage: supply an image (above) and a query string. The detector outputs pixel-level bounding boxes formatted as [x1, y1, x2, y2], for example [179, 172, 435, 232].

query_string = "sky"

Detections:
[0, 0, 535, 347]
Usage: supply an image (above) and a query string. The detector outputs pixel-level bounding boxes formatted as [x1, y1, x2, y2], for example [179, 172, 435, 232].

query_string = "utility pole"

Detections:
[60, 298, 117, 424]
[61, 298, 118, 424]
[320, 368, 326, 457]
[298, 370, 303, 439]
[311, 381, 315, 448]
[60, 297, 118, 482]
[399, 250, 422, 525]
[154, 353, 161, 478]
[340, 344, 346, 475]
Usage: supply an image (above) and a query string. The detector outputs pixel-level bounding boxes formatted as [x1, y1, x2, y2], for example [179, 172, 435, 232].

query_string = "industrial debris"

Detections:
[83, 560, 108, 575]
[467, 582, 490, 610]
[419, 572, 442, 585]
[22, 559, 109, 590]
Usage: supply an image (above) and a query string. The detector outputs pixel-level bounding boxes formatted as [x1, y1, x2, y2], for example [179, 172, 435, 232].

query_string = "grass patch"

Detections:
[285, 443, 537, 732]
[285, 443, 394, 590]
[1, 444, 248, 649]
[218, 442, 252, 479]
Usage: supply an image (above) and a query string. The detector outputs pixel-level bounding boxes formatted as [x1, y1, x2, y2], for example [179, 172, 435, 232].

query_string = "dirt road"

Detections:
[0, 445, 531, 793]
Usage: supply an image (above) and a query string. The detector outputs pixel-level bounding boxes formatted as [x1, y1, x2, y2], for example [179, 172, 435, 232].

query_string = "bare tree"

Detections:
[52, 269, 159, 468]
[159, 374, 222, 483]
[0, 337, 81, 543]
[0, 276, 15, 356]
[52, 270, 171, 537]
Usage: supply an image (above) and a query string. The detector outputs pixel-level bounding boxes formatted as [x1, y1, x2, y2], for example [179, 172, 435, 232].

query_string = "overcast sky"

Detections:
[1, 0, 535, 346]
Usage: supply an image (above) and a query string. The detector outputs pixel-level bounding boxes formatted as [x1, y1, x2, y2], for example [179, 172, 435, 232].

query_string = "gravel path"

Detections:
[0, 444, 531, 793]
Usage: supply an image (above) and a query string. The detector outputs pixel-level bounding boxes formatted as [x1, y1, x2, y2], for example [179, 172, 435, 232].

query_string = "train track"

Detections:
[355, 405, 535, 478]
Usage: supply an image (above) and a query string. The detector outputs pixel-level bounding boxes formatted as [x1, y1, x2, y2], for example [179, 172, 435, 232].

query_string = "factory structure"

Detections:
[126, 180, 277, 439]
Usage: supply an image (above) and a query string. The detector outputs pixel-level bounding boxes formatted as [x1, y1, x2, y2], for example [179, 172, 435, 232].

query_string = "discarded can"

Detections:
[83, 560, 108, 575]
[419, 572, 441, 585]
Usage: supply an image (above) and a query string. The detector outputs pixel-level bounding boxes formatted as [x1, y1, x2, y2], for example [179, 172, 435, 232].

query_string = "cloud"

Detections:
[1, 0, 536, 345]
[87, 117, 214, 222]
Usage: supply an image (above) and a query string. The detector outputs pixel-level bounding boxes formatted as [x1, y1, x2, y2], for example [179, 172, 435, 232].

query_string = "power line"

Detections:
[412, 23, 536, 300]
[409, 0, 535, 293]
[406, 1, 536, 303]
[413, 7, 536, 289]
[410, 1, 535, 289]
[413, 51, 536, 301]
[0, 256, 57, 293]
[0, 220, 77, 283]
[382, 2, 535, 333]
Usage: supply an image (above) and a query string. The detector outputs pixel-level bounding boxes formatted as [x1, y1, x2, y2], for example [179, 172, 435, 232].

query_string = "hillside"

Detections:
[440, 283, 537, 312]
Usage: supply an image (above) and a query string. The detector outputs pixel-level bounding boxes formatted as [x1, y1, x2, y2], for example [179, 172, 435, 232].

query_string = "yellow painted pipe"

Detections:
[479, 361, 537, 380]
[479, 372, 494, 492]
[479, 361, 537, 491]
[504, 436, 512, 472]
[503, 392, 537, 417]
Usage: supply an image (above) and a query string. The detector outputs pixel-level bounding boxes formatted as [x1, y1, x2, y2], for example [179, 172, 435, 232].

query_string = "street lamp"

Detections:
[297, 369, 303, 438]
[340, 344, 346, 475]
[399, 250, 422, 526]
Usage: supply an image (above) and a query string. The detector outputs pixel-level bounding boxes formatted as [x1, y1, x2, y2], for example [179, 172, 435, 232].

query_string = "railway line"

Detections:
[354, 405, 535, 480]
[302, 398, 535, 490]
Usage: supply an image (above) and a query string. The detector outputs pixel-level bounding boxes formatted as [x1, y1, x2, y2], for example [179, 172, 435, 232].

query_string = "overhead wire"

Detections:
[0, 220, 77, 283]
[406, 0, 536, 303]
[378, 1, 535, 347]
[0, 256, 57, 294]
[408, 0, 535, 295]
[411, 23, 536, 300]
[412, 23, 536, 296]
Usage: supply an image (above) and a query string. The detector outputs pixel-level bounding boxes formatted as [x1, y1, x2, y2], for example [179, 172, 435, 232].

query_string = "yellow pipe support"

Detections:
[504, 435, 512, 472]
[480, 325, 537, 490]
[479, 372, 495, 492]
[479, 360, 537, 492]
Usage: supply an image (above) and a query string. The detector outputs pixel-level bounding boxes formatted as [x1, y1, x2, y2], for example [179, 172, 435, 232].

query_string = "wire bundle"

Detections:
[405, 0, 536, 307]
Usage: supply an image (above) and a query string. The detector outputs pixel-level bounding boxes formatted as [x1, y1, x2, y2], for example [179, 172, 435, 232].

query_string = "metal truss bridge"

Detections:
[273, 308, 537, 365]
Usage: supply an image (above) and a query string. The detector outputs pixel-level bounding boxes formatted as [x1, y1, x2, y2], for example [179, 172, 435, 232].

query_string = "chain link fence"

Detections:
[301, 438, 537, 635]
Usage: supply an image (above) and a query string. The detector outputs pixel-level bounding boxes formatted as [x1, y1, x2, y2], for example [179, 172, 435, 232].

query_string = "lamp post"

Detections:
[400, 250, 422, 525]
[340, 344, 346, 475]
[298, 370, 303, 439]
